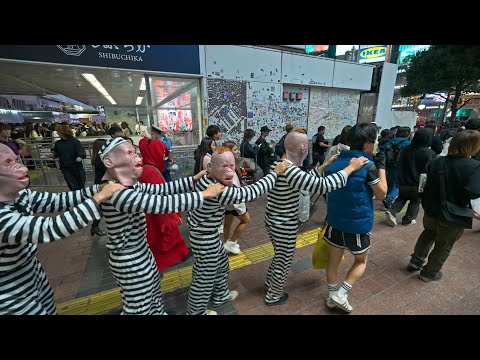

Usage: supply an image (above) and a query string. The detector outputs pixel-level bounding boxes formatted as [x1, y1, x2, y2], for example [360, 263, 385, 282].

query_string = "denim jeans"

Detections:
[386, 167, 399, 203]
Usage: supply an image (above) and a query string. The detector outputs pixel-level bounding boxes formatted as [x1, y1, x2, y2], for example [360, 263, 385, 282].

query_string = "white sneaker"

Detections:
[325, 296, 337, 310]
[206, 310, 218, 315]
[224, 240, 241, 254]
[404, 219, 417, 225]
[330, 294, 353, 313]
[213, 290, 239, 308]
[218, 225, 224, 234]
[384, 210, 397, 227]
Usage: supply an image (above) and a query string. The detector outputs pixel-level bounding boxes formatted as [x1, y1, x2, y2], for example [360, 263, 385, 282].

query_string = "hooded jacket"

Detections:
[138, 138, 188, 272]
[398, 128, 437, 186]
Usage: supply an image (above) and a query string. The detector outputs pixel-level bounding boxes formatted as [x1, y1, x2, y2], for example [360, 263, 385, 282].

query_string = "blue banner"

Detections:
[0, 45, 200, 74]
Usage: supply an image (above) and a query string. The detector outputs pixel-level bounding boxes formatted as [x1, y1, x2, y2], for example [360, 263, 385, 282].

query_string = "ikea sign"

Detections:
[359, 45, 387, 63]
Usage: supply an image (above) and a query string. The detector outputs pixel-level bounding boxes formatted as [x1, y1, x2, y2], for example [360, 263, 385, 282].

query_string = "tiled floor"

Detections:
[34, 168, 480, 315]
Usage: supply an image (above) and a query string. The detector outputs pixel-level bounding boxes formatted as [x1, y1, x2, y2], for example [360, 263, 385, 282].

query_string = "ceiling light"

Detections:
[139, 77, 146, 91]
[81, 73, 117, 105]
[136, 96, 144, 105]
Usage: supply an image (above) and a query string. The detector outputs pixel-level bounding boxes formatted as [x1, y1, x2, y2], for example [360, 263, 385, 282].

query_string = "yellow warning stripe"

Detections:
[57, 208, 392, 315]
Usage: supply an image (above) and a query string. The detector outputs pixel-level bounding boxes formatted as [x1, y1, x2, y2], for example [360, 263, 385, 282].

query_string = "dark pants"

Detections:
[389, 185, 421, 224]
[62, 167, 86, 191]
[311, 152, 325, 169]
[162, 170, 172, 182]
[411, 212, 464, 275]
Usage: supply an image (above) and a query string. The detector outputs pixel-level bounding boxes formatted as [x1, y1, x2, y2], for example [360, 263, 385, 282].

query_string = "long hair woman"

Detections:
[221, 140, 251, 254]
[194, 137, 217, 174]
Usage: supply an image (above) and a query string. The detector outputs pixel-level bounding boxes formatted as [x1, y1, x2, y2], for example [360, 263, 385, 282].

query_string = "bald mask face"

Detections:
[284, 132, 308, 166]
[0, 144, 29, 201]
[102, 142, 143, 186]
[207, 151, 235, 186]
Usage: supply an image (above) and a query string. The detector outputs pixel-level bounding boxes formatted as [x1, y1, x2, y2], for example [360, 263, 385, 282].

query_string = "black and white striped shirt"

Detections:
[265, 163, 347, 226]
[102, 177, 203, 252]
[0, 186, 102, 273]
[187, 173, 277, 233]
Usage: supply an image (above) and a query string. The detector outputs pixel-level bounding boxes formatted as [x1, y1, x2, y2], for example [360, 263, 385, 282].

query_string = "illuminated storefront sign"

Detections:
[397, 45, 431, 65]
[305, 45, 329, 54]
[358, 45, 387, 63]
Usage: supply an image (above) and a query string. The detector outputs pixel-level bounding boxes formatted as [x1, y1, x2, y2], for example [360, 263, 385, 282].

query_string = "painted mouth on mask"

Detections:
[135, 163, 143, 168]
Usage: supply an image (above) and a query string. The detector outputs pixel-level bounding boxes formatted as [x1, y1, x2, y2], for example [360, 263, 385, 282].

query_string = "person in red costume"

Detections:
[138, 137, 190, 272]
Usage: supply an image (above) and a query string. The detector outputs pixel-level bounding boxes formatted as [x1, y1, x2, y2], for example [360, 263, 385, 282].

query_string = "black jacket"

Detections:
[240, 139, 259, 159]
[421, 156, 480, 228]
[398, 146, 436, 186]
[255, 136, 274, 169]
[52, 137, 86, 169]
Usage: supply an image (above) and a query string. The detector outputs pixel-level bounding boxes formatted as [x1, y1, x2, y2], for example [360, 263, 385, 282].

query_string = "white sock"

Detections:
[338, 281, 352, 299]
[327, 284, 337, 298]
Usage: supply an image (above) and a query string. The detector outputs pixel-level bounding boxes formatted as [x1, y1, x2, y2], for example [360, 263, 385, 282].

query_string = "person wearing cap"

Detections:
[255, 125, 274, 176]
[97, 137, 225, 315]
[0, 142, 125, 314]
[311, 126, 329, 168]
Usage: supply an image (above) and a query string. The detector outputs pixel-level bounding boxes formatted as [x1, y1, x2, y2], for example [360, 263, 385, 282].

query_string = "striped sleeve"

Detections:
[111, 188, 204, 214]
[28, 185, 99, 213]
[218, 173, 277, 206]
[138, 176, 195, 195]
[0, 198, 101, 244]
[284, 165, 347, 195]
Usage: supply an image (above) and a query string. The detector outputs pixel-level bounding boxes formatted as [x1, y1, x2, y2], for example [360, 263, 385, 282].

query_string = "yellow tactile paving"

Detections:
[57, 209, 396, 315]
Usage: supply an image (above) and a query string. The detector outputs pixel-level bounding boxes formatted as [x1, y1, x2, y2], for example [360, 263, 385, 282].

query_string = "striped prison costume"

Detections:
[101, 177, 203, 315]
[0, 186, 101, 315]
[186, 173, 277, 315]
[264, 162, 348, 304]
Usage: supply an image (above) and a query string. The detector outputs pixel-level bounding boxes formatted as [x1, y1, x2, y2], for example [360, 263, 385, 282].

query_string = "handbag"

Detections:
[438, 158, 474, 227]
[298, 190, 310, 224]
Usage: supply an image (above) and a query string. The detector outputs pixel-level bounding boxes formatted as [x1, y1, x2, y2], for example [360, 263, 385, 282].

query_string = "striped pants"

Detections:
[0, 258, 57, 315]
[109, 241, 166, 315]
[187, 231, 231, 315]
[265, 221, 298, 304]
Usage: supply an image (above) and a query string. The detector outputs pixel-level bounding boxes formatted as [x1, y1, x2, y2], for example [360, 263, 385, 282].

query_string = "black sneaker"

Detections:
[419, 270, 443, 282]
[382, 200, 391, 210]
[406, 258, 424, 272]
[265, 293, 289, 306]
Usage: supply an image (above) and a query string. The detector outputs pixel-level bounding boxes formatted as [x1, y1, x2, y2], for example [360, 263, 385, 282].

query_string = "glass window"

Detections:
[148, 76, 201, 146]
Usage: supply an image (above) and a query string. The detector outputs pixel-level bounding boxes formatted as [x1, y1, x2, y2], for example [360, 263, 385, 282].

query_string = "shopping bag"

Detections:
[312, 227, 329, 269]
[312, 226, 344, 269]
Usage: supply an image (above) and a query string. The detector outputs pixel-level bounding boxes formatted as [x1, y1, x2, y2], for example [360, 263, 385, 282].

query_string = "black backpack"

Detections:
[385, 141, 403, 168]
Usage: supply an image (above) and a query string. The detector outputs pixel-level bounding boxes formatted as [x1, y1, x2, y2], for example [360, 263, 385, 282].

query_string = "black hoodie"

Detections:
[398, 128, 437, 186]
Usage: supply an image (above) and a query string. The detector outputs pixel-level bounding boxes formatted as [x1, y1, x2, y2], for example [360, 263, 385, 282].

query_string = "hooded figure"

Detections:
[384, 127, 437, 227]
[138, 137, 189, 272]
